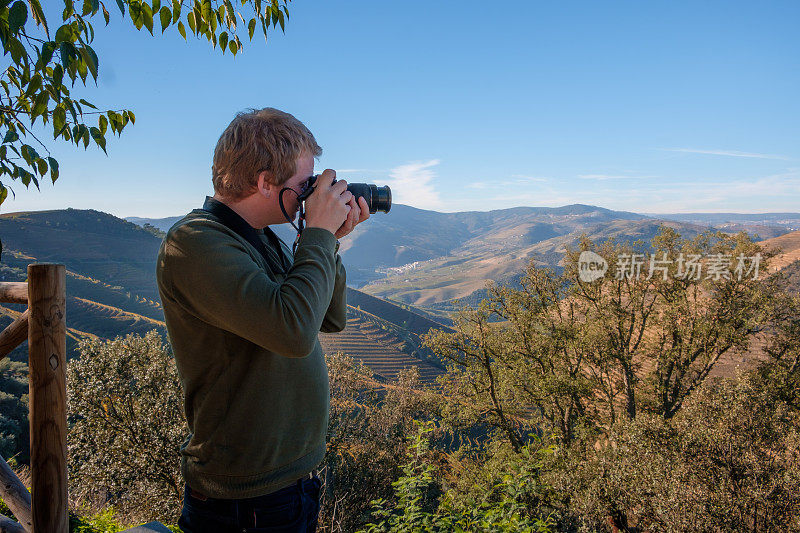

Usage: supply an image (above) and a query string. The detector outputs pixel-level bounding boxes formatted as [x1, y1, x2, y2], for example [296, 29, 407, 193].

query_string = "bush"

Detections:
[67, 331, 186, 524]
[546, 368, 800, 532]
[360, 421, 555, 533]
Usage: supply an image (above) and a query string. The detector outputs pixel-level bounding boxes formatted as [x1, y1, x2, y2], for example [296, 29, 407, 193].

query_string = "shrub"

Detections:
[67, 331, 186, 524]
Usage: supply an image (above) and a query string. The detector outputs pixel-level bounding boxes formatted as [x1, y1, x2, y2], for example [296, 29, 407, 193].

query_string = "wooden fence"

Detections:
[0, 264, 67, 533]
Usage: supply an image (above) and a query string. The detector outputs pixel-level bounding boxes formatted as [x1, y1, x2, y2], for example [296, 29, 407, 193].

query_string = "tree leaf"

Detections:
[52, 64, 64, 87]
[177, 20, 186, 39]
[78, 98, 97, 109]
[29, 0, 49, 37]
[53, 106, 66, 135]
[141, 3, 154, 34]
[78, 47, 99, 81]
[55, 24, 73, 45]
[39, 42, 56, 68]
[8, 1, 28, 35]
[159, 6, 171, 33]
[248, 18, 256, 40]
[201, 0, 212, 24]
[32, 91, 49, 118]
[3, 129, 19, 144]
[47, 157, 59, 183]
[8, 38, 25, 65]
[90, 126, 106, 153]
[36, 157, 48, 177]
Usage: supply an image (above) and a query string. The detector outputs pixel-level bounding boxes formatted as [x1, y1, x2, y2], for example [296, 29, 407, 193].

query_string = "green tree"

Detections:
[547, 362, 800, 532]
[67, 331, 185, 524]
[425, 227, 785, 445]
[0, 0, 290, 204]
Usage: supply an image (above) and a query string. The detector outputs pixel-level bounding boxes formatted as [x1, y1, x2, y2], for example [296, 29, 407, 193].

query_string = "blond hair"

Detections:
[212, 108, 322, 200]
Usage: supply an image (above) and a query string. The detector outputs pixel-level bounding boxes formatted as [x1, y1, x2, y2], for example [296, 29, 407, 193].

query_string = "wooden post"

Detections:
[27, 264, 67, 533]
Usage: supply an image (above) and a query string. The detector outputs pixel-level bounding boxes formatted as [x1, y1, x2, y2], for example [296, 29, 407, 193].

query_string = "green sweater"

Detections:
[156, 209, 346, 499]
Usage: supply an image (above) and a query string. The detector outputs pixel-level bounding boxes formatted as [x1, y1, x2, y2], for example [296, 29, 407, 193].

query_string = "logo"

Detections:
[578, 251, 608, 282]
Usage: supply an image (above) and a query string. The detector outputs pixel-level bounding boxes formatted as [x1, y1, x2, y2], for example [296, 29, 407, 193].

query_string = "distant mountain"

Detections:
[129, 204, 796, 306]
[130, 203, 648, 286]
[644, 212, 800, 236]
[126, 215, 183, 233]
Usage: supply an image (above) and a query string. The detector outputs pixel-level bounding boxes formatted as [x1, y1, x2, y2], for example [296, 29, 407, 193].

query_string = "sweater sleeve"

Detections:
[320, 255, 347, 333]
[162, 222, 338, 358]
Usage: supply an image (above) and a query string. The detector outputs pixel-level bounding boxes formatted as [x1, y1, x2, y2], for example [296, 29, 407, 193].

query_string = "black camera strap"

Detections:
[201, 196, 291, 274]
[279, 187, 305, 254]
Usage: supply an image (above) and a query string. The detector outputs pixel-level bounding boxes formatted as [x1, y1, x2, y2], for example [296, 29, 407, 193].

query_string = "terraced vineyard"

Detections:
[68, 297, 166, 340]
[319, 312, 444, 385]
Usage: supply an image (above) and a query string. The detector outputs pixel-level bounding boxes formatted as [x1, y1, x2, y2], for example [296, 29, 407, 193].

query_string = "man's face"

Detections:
[272, 152, 314, 221]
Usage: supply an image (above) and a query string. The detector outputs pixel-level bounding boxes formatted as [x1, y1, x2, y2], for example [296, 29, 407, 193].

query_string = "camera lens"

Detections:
[347, 183, 392, 214]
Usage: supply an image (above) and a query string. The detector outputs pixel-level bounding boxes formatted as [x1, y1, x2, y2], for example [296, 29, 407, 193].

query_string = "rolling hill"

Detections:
[130, 204, 798, 307]
[0, 209, 450, 385]
[759, 230, 800, 272]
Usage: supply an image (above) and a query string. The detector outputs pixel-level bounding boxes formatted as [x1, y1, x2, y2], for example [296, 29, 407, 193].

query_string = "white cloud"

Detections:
[467, 175, 549, 190]
[510, 175, 549, 183]
[578, 174, 653, 180]
[386, 159, 443, 210]
[660, 148, 791, 160]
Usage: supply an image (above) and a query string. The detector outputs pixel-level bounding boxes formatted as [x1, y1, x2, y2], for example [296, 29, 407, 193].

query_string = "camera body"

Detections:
[297, 175, 392, 214]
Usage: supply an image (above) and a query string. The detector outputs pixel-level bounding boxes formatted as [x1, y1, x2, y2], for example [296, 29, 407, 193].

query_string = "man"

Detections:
[156, 108, 369, 532]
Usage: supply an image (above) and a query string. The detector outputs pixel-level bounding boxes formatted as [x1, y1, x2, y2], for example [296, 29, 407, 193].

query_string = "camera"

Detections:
[297, 175, 392, 214]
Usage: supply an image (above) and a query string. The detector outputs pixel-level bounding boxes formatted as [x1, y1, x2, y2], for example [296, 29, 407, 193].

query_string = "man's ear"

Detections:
[256, 171, 273, 198]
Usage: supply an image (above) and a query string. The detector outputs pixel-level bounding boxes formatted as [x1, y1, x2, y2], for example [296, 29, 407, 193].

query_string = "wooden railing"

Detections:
[0, 264, 67, 533]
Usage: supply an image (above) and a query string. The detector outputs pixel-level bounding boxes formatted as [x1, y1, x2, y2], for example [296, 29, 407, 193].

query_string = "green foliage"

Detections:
[69, 506, 124, 533]
[424, 227, 787, 447]
[0, 358, 29, 462]
[360, 421, 555, 533]
[322, 352, 441, 532]
[546, 366, 800, 532]
[0, 0, 289, 204]
[67, 330, 186, 524]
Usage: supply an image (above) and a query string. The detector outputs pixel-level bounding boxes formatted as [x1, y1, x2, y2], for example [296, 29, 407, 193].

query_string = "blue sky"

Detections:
[2, 0, 799, 218]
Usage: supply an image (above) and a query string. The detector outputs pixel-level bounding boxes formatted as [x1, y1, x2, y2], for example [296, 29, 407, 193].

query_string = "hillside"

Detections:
[361, 217, 714, 305]
[319, 313, 444, 384]
[759, 230, 800, 272]
[781, 260, 800, 294]
[1, 209, 164, 301]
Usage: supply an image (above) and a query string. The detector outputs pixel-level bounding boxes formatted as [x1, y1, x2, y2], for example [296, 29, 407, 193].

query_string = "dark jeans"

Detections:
[177, 473, 322, 533]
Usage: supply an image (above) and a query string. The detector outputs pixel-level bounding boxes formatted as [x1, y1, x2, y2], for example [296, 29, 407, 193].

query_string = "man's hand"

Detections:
[304, 170, 353, 235]
[335, 195, 370, 239]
